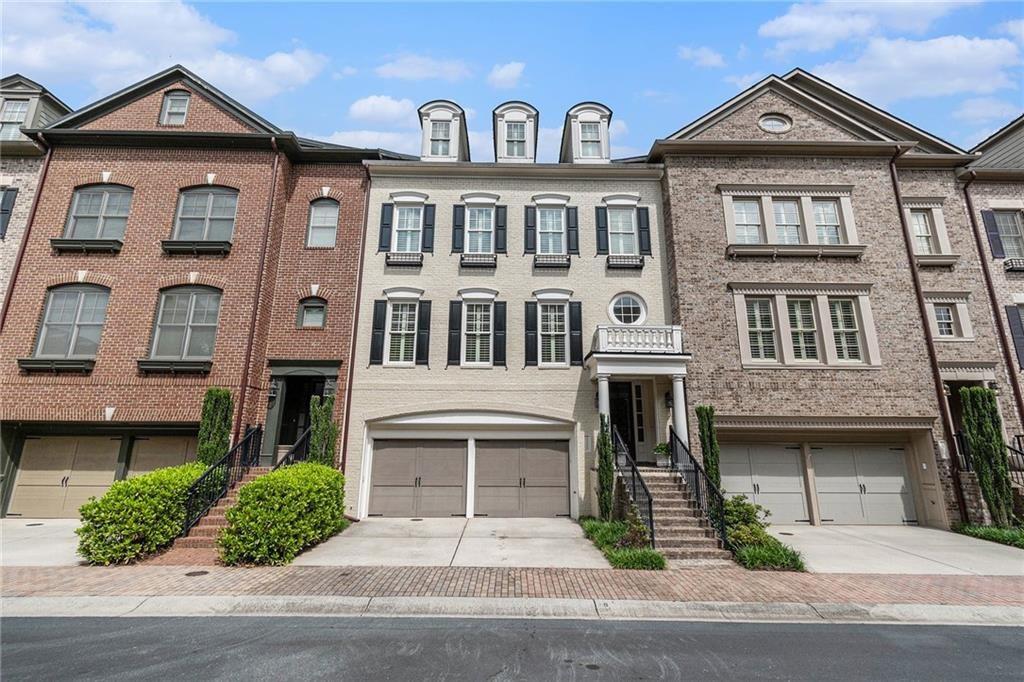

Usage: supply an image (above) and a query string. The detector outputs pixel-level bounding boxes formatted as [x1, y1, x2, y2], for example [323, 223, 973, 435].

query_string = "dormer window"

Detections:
[492, 101, 538, 164]
[430, 121, 450, 156]
[580, 122, 602, 158]
[160, 91, 190, 126]
[419, 100, 468, 162]
[0, 100, 29, 140]
[560, 102, 612, 164]
[506, 122, 526, 157]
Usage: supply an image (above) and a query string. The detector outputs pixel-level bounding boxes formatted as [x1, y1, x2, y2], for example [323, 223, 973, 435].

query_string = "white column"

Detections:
[466, 438, 476, 518]
[597, 374, 611, 425]
[671, 374, 689, 447]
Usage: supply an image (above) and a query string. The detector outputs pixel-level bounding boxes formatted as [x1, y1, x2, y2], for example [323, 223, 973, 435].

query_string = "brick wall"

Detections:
[0, 155, 44, 312]
[79, 82, 257, 134]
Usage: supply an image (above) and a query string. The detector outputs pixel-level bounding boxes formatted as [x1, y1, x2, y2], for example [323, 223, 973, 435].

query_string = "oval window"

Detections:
[758, 113, 792, 134]
[610, 294, 646, 325]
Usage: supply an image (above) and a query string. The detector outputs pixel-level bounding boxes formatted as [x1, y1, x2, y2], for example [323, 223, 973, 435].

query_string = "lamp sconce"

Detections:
[268, 381, 279, 402]
[987, 381, 999, 393]
[665, 391, 673, 409]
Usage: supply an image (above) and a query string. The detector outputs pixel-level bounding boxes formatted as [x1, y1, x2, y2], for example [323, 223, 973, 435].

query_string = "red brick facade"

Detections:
[79, 82, 258, 134]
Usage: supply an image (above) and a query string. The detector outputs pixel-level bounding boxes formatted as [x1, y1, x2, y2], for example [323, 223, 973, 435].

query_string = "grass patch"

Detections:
[733, 536, 806, 571]
[724, 495, 805, 571]
[953, 524, 1024, 549]
[580, 517, 667, 570]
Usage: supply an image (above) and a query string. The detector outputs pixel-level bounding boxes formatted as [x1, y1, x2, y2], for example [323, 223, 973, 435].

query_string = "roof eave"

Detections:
[647, 139, 918, 162]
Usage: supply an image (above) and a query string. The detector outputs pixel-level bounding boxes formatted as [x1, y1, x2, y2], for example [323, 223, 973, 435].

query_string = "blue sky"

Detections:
[3, 1, 1022, 159]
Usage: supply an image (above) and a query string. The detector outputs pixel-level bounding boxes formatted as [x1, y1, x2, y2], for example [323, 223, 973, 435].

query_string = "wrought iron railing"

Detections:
[1006, 444, 1024, 488]
[953, 431, 1024, 488]
[181, 425, 262, 536]
[668, 427, 729, 551]
[954, 432, 972, 472]
[612, 426, 655, 549]
[274, 426, 312, 470]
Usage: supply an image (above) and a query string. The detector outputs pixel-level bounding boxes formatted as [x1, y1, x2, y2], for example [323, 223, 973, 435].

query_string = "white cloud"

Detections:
[375, 53, 471, 81]
[609, 119, 629, 139]
[814, 36, 1020, 104]
[332, 66, 358, 80]
[348, 95, 417, 126]
[315, 130, 422, 155]
[677, 45, 726, 68]
[962, 125, 1000, 149]
[725, 72, 764, 90]
[998, 19, 1024, 44]
[0, 1, 326, 101]
[953, 97, 1021, 123]
[487, 61, 525, 89]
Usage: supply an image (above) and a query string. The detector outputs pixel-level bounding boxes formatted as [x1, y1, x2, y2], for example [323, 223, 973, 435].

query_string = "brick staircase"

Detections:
[636, 466, 732, 562]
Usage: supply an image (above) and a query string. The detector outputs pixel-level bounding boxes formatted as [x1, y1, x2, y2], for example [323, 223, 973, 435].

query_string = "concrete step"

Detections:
[656, 536, 723, 550]
[660, 547, 732, 560]
[653, 513, 702, 525]
[655, 527, 714, 539]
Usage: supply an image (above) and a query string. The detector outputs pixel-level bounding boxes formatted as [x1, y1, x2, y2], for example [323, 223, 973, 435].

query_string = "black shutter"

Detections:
[524, 206, 537, 254]
[566, 207, 579, 255]
[524, 302, 538, 366]
[452, 205, 465, 253]
[638, 207, 652, 255]
[0, 188, 18, 240]
[369, 300, 387, 365]
[421, 204, 436, 253]
[983, 210, 1005, 259]
[495, 205, 507, 254]
[493, 301, 507, 366]
[377, 204, 393, 252]
[595, 207, 609, 255]
[1007, 306, 1024, 368]
[447, 300, 462, 366]
[569, 301, 583, 366]
[415, 300, 431, 365]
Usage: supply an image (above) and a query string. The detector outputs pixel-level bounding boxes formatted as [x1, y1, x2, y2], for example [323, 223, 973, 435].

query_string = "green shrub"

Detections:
[723, 494, 804, 571]
[734, 537, 806, 571]
[605, 547, 667, 570]
[954, 523, 1024, 549]
[219, 462, 347, 565]
[597, 416, 615, 521]
[308, 394, 338, 466]
[960, 386, 1016, 527]
[696, 405, 720, 489]
[76, 463, 206, 565]
[580, 516, 666, 570]
[197, 387, 233, 466]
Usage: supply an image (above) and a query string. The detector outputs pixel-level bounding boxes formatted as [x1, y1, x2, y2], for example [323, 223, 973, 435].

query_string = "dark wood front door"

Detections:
[609, 381, 635, 460]
[279, 377, 325, 446]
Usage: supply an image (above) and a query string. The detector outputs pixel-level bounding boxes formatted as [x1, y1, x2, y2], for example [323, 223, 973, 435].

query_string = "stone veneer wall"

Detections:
[0, 155, 44, 312]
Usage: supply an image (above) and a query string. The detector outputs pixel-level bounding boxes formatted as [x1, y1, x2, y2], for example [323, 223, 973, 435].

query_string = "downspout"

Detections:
[960, 171, 1024, 428]
[0, 134, 52, 333]
[233, 138, 280, 442]
[339, 162, 373, 472]
[888, 146, 967, 522]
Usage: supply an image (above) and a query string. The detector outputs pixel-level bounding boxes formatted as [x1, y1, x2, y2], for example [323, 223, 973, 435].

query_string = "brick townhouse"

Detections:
[0, 66, 405, 517]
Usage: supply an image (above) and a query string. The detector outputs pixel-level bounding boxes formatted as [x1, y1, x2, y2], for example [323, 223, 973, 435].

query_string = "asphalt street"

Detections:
[2, 617, 1021, 680]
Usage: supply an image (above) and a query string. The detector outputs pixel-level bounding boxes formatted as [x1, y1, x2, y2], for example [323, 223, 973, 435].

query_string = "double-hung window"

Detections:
[745, 298, 777, 361]
[934, 305, 956, 337]
[307, 199, 339, 248]
[159, 92, 190, 125]
[299, 298, 327, 328]
[506, 122, 526, 158]
[466, 206, 494, 254]
[995, 211, 1024, 258]
[0, 100, 29, 140]
[65, 186, 132, 240]
[829, 298, 861, 361]
[813, 200, 842, 245]
[787, 299, 818, 360]
[173, 189, 237, 241]
[579, 122, 601, 158]
[151, 287, 221, 360]
[386, 301, 418, 364]
[538, 207, 565, 255]
[773, 199, 801, 245]
[35, 286, 110, 359]
[430, 121, 451, 156]
[463, 302, 492, 366]
[539, 302, 568, 366]
[393, 206, 423, 252]
[910, 210, 935, 254]
[733, 200, 763, 244]
[608, 207, 637, 255]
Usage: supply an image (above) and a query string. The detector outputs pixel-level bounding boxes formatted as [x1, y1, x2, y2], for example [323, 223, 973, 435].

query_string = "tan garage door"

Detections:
[720, 444, 811, 524]
[8, 436, 121, 518]
[475, 440, 570, 518]
[369, 440, 466, 517]
[812, 444, 917, 524]
[127, 436, 198, 478]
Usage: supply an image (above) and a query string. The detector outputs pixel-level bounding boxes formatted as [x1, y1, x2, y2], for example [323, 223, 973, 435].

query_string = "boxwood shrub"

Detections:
[219, 463, 347, 566]
[580, 517, 667, 570]
[76, 462, 206, 565]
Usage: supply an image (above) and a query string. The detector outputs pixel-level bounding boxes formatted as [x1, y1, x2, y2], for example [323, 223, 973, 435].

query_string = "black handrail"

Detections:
[957, 431, 1024, 488]
[668, 427, 729, 551]
[612, 426, 656, 549]
[274, 426, 312, 470]
[181, 425, 263, 535]
[1006, 443, 1024, 488]
[954, 432, 973, 472]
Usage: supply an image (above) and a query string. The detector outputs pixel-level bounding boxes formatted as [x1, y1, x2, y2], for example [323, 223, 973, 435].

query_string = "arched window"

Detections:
[160, 91, 190, 125]
[64, 185, 133, 240]
[173, 187, 238, 241]
[306, 199, 339, 248]
[150, 286, 221, 360]
[34, 285, 110, 358]
[298, 297, 327, 328]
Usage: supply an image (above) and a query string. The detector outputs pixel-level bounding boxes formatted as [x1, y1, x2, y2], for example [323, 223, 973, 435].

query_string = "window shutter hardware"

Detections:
[595, 206, 609, 255]
[369, 300, 387, 365]
[524, 302, 538, 366]
[452, 205, 465, 253]
[566, 206, 579, 255]
[524, 206, 537, 254]
[421, 204, 436, 253]
[447, 300, 463, 367]
[637, 207, 652, 255]
[415, 300, 431, 366]
[378, 203, 394, 252]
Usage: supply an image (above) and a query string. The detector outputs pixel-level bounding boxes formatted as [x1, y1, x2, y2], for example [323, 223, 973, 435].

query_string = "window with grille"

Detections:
[830, 298, 861, 360]
[0, 100, 29, 140]
[307, 199, 339, 248]
[746, 298, 777, 360]
[159, 92, 190, 125]
[787, 299, 818, 360]
[995, 210, 1024, 259]
[608, 207, 637, 255]
[813, 200, 843, 245]
[506, 121, 526, 157]
[611, 294, 644, 325]
[430, 121, 451, 156]
[580, 122, 601, 157]
[463, 302, 492, 366]
[151, 287, 221, 360]
[633, 384, 646, 443]
[65, 186, 133, 240]
[173, 188, 237, 241]
[773, 199, 802, 244]
[467, 206, 494, 254]
[387, 302, 417, 364]
[537, 207, 565, 255]
[934, 305, 956, 337]
[910, 210, 935, 254]
[733, 200, 763, 244]
[34, 286, 110, 358]
[539, 303, 567, 365]
[393, 206, 423, 252]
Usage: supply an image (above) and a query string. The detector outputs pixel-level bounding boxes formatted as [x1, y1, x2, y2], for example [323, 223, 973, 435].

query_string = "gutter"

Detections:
[0, 134, 51, 333]
[888, 145, 967, 522]
[960, 170, 1024, 429]
[232, 137, 280, 442]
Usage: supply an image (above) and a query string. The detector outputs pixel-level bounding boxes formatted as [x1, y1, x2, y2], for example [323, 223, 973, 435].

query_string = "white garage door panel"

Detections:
[720, 446, 755, 497]
[720, 444, 810, 524]
[813, 444, 916, 525]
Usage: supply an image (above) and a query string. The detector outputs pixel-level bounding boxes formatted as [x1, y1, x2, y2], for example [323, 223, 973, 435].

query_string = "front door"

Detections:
[609, 381, 636, 460]
[279, 377, 325, 446]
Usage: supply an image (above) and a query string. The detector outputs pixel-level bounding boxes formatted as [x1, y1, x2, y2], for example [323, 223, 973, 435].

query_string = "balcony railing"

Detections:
[592, 325, 684, 355]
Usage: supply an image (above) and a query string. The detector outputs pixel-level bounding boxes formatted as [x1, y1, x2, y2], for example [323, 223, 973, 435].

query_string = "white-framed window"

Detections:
[0, 99, 29, 140]
[579, 122, 601, 158]
[773, 199, 802, 245]
[463, 302, 493, 366]
[733, 200, 763, 244]
[430, 121, 451, 156]
[934, 304, 956, 337]
[787, 298, 818, 360]
[467, 206, 494, 254]
[758, 113, 792, 133]
[813, 200, 843, 245]
[34, 285, 110, 359]
[745, 298, 777, 361]
[151, 287, 221, 360]
[537, 207, 566, 255]
[539, 302, 568, 366]
[173, 188, 238, 241]
[995, 210, 1024, 259]
[298, 298, 327, 328]
[65, 185, 133, 240]
[307, 199, 339, 248]
[506, 121, 526, 158]
[829, 298, 861, 361]
[159, 92, 190, 126]
[608, 207, 638, 255]
[633, 384, 646, 444]
[393, 205, 423, 253]
[386, 301, 418, 365]
[610, 293, 646, 325]
[910, 209, 935, 254]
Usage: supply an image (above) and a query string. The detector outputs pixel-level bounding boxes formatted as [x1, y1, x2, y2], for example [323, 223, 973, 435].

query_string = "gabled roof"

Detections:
[968, 114, 1024, 171]
[0, 73, 72, 114]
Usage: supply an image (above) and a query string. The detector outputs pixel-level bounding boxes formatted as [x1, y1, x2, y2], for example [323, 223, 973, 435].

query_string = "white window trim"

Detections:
[738, 296, 780, 365]
[608, 293, 647, 326]
[538, 300, 570, 368]
[720, 186, 859, 247]
[458, 287, 498, 301]
[159, 92, 190, 126]
[533, 288, 573, 301]
[536, 205, 567, 256]
[461, 300, 494, 368]
[461, 192, 500, 205]
[607, 206, 639, 256]
[924, 292, 974, 341]
[786, 297, 821, 363]
[903, 199, 953, 256]
[601, 193, 641, 207]
[384, 300, 418, 367]
[383, 286, 424, 301]
[390, 203, 424, 254]
[465, 205, 496, 255]
[306, 199, 339, 248]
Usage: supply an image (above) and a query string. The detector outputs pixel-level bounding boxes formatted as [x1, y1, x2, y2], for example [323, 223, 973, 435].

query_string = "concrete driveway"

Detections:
[770, 525, 1024, 575]
[1, 519, 84, 566]
[293, 518, 609, 568]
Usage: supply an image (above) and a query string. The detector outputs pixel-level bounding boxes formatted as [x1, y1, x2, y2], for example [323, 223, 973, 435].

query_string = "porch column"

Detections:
[671, 374, 689, 447]
[597, 373, 611, 425]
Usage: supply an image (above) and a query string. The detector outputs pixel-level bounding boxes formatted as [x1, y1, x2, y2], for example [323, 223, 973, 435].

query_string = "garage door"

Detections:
[720, 444, 810, 523]
[127, 436, 198, 478]
[475, 440, 570, 517]
[7, 436, 121, 518]
[813, 444, 916, 524]
[369, 440, 466, 517]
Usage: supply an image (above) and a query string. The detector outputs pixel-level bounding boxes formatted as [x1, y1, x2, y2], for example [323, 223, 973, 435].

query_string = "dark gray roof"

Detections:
[969, 114, 1024, 170]
[0, 73, 72, 114]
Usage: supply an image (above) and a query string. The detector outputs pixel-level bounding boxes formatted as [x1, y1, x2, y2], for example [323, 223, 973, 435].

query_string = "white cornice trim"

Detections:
[533, 287, 573, 300]
[383, 286, 424, 300]
[461, 192, 500, 205]
[903, 197, 945, 209]
[389, 191, 428, 204]
[532, 193, 571, 206]
[458, 287, 499, 301]
[727, 281, 873, 297]
[923, 290, 970, 304]
[718, 184, 853, 198]
[602, 193, 641, 206]
[716, 414, 936, 431]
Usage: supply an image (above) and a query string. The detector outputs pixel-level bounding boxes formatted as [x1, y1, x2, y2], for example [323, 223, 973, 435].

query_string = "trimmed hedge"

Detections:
[197, 387, 233, 466]
[580, 517, 667, 570]
[724, 495, 805, 572]
[954, 523, 1024, 549]
[219, 463, 347, 566]
[76, 463, 206, 565]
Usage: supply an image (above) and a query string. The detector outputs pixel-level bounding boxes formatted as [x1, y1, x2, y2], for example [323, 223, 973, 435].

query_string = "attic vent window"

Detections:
[160, 92, 191, 126]
[758, 114, 791, 134]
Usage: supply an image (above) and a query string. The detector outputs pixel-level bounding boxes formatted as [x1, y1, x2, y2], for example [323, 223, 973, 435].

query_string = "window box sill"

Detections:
[17, 358, 95, 373]
[1004, 258, 1024, 272]
[385, 252, 424, 267]
[606, 255, 645, 270]
[533, 254, 570, 269]
[741, 362, 881, 371]
[460, 253, 497, 268]
[50, 238, 123, 254]
[916, 253, 961, 268]
[935, 337, 976, 343]
[137, 359, 213, 374]
[726, 244, 866, 260]
[161, 240, 232, 256]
